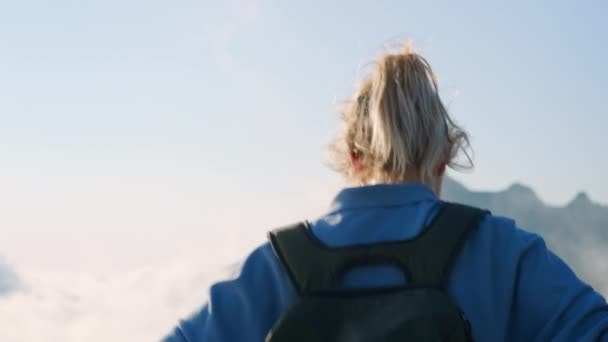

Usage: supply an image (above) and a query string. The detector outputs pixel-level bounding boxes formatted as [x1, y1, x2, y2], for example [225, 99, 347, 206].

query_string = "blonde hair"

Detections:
[330, 43, 472, 189]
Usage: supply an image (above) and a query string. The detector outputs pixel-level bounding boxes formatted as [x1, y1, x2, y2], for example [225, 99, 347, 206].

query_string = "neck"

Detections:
[358, 174, 443, 197]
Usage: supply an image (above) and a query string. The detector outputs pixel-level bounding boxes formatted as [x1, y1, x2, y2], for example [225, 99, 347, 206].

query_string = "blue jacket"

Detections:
[163, 183, 608, 341]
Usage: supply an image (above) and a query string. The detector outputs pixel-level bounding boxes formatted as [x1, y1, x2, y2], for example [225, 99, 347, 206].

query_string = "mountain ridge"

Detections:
[442, 177, 608, 293]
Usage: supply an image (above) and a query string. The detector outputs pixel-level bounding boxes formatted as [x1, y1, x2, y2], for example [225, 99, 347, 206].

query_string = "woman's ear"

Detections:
[350, 150, 364, 172]
[437, 160, 447, 176]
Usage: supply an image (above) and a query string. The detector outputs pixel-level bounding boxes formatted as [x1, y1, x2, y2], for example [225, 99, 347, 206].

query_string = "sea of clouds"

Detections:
[0, 256, 239, 342]
[1, 248, 606, 342]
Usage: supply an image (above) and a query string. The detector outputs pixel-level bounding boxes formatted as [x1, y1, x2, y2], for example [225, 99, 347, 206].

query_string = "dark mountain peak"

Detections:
[502, 182, 541, 205]
[568, 191, 592, 207]
[506, 182, 536, 196]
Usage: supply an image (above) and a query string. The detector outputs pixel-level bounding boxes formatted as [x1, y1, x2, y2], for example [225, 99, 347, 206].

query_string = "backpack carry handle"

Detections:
[268, 202, 489, 294]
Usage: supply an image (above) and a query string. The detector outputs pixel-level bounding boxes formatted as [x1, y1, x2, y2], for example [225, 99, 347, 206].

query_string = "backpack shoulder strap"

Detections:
[406, 202, 489, 287]
[268, 222, 328, 294]
[268, 203, 489, 294]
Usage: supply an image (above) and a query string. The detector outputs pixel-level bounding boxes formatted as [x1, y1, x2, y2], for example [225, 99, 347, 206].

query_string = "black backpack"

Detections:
[265, 202, 488, 342]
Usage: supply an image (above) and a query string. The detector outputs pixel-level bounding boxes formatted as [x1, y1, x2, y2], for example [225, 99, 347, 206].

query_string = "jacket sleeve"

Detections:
[510, 234, 608, 341]
[161, 244, 295, 342]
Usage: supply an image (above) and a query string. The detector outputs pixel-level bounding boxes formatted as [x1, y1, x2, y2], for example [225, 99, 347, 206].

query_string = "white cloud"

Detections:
[1, 243, 606, 342]
[579, 248, 608, 296]
[0, 257, 238, 342]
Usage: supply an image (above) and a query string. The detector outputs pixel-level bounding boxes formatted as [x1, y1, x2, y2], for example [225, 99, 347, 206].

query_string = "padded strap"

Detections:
[268, 203, 489, 294]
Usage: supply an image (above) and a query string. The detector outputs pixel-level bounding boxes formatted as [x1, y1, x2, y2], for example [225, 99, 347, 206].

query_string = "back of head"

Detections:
[331, 43, 471, 190]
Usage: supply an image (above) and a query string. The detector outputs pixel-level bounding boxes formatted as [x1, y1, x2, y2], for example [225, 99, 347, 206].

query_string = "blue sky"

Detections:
[1, 0, 607, 271]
